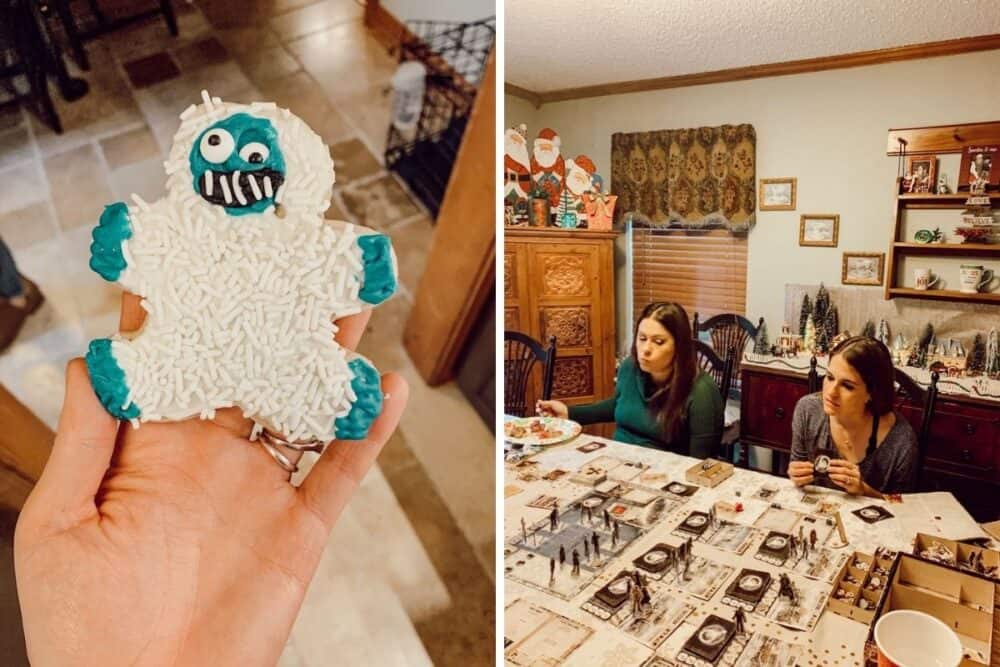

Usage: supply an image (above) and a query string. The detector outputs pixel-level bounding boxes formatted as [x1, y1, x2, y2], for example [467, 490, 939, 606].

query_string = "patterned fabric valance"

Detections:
[611, 124, 756, 232]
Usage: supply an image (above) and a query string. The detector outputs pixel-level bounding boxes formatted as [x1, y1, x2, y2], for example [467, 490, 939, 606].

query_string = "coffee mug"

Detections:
[914, 269, 939, 290]
[874, 609, 962, 667]
[959, 265, 996, 293]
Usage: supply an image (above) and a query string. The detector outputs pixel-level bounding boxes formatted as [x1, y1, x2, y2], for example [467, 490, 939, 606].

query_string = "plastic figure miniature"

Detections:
[733, 607, 746, 634]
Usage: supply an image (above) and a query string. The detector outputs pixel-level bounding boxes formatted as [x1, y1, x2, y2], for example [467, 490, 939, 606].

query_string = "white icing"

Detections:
[109, 91, 396, 441]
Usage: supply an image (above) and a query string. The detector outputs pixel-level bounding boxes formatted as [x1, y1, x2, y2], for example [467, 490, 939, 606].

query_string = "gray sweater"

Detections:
[790, 393, 919, 494]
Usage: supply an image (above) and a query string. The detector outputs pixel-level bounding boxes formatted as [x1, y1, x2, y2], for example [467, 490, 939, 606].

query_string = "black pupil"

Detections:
[208, 134, 221, 146]
[249, 152, 263, 163]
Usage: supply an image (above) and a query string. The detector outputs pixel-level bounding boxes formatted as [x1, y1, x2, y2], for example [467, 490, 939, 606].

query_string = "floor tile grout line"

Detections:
[276, 16, 368, 48]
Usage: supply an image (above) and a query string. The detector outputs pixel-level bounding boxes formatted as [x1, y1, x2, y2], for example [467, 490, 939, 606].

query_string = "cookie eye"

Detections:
[200, 129, 234, 163]
[239, 142, 270, 164]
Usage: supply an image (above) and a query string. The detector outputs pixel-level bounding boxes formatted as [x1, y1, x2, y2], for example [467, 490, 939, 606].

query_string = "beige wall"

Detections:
[503, 94, 538, 131]
[504, 50, 1000, 349]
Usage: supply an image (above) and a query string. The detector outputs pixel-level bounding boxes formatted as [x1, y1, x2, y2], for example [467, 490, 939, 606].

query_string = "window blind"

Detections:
[631, 226, 748, 324]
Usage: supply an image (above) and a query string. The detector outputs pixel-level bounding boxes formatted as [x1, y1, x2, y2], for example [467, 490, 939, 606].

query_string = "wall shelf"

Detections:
[893, 242, 1000, 258]
[886, 287, 1000, 305]
[885, 175, 1000, 303]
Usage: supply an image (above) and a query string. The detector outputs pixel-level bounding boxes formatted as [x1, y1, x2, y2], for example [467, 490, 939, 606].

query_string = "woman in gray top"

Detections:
[789, 336, 919, 496]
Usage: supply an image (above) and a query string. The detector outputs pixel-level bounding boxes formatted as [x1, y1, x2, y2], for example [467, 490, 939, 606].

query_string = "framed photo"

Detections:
[841, 252, 885, 286]
[759, 178, 796, 211]
[903, 156, 936, 193]
[958, 144, 1000, 191]
[799, 214, 839, 247]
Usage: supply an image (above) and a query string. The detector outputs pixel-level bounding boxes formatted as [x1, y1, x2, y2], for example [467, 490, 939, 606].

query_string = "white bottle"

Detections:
[390, 61, 427, 140]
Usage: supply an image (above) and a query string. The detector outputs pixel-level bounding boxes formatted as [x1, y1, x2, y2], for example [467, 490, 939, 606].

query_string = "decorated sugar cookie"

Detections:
[87, 91, 397, 443]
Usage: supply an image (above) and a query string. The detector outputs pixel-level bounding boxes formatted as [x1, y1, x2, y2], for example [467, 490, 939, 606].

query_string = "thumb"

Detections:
[25, 358, 120, 521]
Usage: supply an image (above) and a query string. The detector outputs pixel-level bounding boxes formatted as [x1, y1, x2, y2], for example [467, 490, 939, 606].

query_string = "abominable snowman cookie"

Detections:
[86, 91, 397, 443]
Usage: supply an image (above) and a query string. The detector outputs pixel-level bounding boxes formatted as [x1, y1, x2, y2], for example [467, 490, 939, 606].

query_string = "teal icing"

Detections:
[85, 338, 141, 420]
[357, 234, 397, 305]
[90, 202, 132, 281]
[189, 112, 285, 217]
[334, 358, 383, 440]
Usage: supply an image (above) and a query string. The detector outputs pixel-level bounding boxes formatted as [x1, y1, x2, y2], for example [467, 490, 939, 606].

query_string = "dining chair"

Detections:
[504, 332, 556, 417]
[692, 312, 761, 398]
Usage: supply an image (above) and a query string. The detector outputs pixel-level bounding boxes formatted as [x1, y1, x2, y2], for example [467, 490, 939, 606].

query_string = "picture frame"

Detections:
[958, 144, 1000, 192]
[841, 252, 885, 286]
[904, 156, 936, 193]
[799, 214, 839, 247]
[759, 178, 797, 211]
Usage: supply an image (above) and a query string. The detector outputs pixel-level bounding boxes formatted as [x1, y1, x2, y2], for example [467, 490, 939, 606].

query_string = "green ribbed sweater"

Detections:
[568, 357, 724, 458]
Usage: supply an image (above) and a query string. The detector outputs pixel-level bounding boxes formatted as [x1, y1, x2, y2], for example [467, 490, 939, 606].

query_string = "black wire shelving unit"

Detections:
[384, 17, 494, 221]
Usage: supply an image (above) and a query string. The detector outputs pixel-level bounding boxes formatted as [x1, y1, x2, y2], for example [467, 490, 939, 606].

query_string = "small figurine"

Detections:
[629, 578, 644, 616]
[571, 549, 580, 576]
[549, 506, 558, 531]
[733, 607, 746, 634]
[603, 508, 611, 531]
[591, 531, 600, 558]
[583, 538, 590, 560]
[611, 523, 619, 549]
[936, 175, 950, 194]
[559, 545, 566, 566]
[809, 529, 817, 551]
[549, 557, 556, 581]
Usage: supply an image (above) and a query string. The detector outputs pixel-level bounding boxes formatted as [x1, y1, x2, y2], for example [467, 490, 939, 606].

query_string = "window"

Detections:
[630, 223, 748, 324]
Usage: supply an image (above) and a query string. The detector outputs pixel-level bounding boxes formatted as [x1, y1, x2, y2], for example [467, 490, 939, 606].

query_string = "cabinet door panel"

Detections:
[741, 371, 808, 450]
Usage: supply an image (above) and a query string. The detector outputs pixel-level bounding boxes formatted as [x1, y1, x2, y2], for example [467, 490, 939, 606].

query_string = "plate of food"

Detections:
[503, 416, 581, 446]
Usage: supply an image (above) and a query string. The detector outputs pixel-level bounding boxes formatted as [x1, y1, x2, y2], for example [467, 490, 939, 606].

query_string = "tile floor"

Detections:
[0, 2, 494, 665]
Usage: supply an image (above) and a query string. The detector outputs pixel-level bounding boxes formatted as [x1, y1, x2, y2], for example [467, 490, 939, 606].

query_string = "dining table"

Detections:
[503, 430, 994, 667]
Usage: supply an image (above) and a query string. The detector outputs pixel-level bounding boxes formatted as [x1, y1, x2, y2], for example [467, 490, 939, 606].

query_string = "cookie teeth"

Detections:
[263, 175, 273, 198]
[219, 171, 233, 204]
[203, 171, 213, 197]
[247, 173, 262, 201]
[232, 170, 247, 205]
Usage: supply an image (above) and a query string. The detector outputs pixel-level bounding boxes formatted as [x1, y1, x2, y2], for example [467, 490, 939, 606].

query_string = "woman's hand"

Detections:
[828, 459, 865, 495]
[15, 310, 408, 666]
[787, 460, 815, 487]
[535, 399, 568, 419]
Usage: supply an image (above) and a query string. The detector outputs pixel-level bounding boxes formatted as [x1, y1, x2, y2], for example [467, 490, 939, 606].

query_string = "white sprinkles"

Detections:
[106, 93, 385, 442]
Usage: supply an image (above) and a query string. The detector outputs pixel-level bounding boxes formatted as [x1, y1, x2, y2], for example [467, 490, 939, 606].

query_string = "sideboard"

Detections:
[740, 363, 1000, 522]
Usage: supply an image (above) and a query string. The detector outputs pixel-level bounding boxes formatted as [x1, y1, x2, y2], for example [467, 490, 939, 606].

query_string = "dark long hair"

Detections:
[631, 302, 697, 440]
[829, 336, 896, 416]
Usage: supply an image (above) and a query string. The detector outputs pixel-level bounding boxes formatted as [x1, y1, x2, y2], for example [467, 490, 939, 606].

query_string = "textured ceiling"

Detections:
[505, 0, 1000, 92]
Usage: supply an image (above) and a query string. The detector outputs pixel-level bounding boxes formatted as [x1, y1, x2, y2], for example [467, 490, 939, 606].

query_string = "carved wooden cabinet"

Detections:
[504, 228, 618, 409]
[741, 364, 1000, 521]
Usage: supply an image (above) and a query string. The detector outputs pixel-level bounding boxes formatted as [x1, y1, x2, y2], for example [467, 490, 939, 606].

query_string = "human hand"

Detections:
[787, 460, 814, 487]
[535, 400, 568, 419]
[15, 302, 407, 666]
[828, 459, 864, 495]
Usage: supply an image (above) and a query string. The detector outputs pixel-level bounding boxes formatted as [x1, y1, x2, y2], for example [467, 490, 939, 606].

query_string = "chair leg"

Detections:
[49, 0, 90, 71]
[160, 0, 179, 36]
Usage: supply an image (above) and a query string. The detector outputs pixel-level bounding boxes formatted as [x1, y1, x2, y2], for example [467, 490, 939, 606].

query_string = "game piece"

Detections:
[734, 607, 746, 634]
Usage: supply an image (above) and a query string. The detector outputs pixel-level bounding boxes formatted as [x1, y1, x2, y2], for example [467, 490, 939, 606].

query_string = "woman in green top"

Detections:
[537, 302, 724, 458]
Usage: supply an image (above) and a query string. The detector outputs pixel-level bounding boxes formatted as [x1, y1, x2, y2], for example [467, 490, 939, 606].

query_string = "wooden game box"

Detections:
[826, 550, 893, 625]
[685, 459, 733, 488]
[863, 552, 1000, 667]
[912, 533, 1000, 581]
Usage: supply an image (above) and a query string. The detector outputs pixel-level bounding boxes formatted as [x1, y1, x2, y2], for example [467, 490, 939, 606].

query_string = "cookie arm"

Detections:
[89, 202, 144, 293]
[323, 219, 398, 308]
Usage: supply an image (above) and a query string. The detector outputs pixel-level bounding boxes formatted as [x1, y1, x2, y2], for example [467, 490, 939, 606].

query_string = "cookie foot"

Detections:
[357, 233, 396, 306]
[85, 338, 141, 420]
[334, 358, 383, 440]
